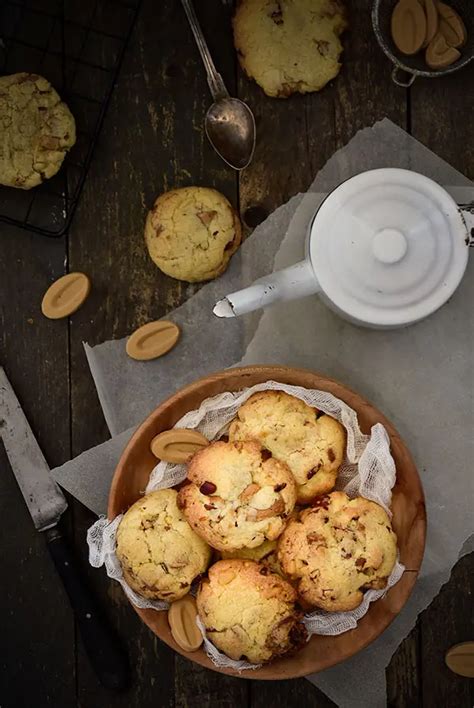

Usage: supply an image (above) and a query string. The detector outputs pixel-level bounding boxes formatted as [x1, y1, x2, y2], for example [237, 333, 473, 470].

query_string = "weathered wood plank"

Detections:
[0, 225, 73, 708]
[419, 554, 474, 708]
[386, 623, 422, 708]
[67, 0, 241, 705]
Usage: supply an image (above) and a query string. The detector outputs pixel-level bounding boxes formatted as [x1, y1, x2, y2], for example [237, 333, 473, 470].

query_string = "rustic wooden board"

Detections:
[0, 226, 73, 707]
[0, 0, 472, 705]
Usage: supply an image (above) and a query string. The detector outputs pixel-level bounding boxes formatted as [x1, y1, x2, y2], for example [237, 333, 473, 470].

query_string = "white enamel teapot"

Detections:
[214, 169, 474, 329]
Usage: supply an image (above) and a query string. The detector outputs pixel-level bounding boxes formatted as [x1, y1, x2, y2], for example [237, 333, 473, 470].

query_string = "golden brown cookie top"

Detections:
[197, 559, 307, 663]
[144, 186, 241, 283]
[0, 73, 76, 189]
[177, 440, 297, 551]
[278, 491, 398, 611]
[233, 0, 347, 98]
[116, 489, 211, 602]
[229, 390, 345, 503]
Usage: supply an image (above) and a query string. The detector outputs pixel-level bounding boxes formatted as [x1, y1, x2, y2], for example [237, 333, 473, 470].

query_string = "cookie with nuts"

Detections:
[116, 489, 212, 602]
[144, 186, 242, 283]
[229, 390, 345, 503]
[0, 73, 76, 189]
[277, 491, 397, 611]
[197, 559, 307, 663]
[177, 440, 297, 551]
[233, 0, 347, 98]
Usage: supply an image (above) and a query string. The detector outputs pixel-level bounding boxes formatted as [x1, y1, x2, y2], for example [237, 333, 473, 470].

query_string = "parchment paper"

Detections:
[52, 120, 474, 707]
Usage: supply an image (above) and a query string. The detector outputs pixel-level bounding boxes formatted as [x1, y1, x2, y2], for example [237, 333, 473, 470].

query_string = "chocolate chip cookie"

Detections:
[278, 491, 398, 611]
[177, 440, 297, 551]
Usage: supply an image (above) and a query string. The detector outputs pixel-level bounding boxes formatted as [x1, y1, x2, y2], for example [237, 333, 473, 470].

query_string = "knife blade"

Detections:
[0, 367, 130, 691]
[0, 367, 68, 530]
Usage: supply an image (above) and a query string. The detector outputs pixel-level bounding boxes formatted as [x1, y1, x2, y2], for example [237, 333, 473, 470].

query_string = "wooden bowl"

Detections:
[108, 366, 426, 679]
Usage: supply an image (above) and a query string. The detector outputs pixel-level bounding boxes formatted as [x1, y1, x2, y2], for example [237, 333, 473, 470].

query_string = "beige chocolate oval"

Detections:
[391, 0, 427, 55]
[420, 0, 439, 47]
[168, 595, 203, 653]
[126, 320, 180, 361]
[426, 32, 460, 68]
[445, 642, 474, 678]
[41, 272, 91, 320]
[438, 2, 467, 48]
[150, 428, 209, 463]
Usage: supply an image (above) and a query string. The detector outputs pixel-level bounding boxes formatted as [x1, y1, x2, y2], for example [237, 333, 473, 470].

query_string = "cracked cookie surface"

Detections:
[116, 489, 212, 602]
[177, 440, 297, 551]
[233, 0, 347, 98]
[145, 186, 242, 282]
[278, 491, 397, 611]
[197, 559, 307, 663]
[0, 73, 76, 189]
[229, 390, 345, 503]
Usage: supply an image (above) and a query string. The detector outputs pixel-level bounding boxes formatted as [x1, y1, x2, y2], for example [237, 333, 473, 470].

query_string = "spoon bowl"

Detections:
[205, 97, 256, 170]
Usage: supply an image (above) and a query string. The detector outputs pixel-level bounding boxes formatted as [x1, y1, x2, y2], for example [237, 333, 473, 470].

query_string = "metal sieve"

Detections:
[372, 0, 474, 86]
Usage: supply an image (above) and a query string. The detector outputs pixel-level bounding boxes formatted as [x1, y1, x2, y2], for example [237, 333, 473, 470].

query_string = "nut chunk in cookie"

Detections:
[197, 559, 307, 663]
[278, 492, 397, 611]
[229, 390, 345, 503]
[116, 489, 211, 602]
[177, 440, 296, 551]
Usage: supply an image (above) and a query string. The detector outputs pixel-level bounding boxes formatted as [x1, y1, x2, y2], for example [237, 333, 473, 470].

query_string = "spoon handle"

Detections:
[181, 0, 229, 101]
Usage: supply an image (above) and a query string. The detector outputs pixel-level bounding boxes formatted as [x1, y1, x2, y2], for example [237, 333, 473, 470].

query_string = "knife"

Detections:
[0, 367, 130, 691]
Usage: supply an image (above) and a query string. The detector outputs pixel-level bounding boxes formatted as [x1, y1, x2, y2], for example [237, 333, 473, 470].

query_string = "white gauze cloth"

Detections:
[87, 382, 404, 671]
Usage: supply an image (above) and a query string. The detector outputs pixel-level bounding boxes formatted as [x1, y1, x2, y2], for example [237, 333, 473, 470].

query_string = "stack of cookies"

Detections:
[116, 390, 398, 664]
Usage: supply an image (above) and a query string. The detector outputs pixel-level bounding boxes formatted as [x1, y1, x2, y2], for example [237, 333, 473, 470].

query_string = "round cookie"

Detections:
[145, 187, 242, 283]
[278, 492, 398, 611]
[197, 559, 307, 663]
[116, 489, 211, 602]
[177, 440, 297, 551]
[229, 390, 345, 503]
[0, 73, 76, 189]
[233, 0, 347, 98]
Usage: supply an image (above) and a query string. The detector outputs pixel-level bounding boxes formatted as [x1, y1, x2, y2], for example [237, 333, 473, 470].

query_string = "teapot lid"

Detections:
[309, 169, 469, 327]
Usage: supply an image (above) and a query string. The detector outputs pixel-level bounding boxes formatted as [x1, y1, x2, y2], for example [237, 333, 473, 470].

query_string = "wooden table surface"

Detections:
[0, 2, 473, 707]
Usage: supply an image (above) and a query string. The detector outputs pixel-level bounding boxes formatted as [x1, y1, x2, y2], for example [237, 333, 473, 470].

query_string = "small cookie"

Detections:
[116, 490, 211, 602]
[177, 440, 297, 551]
[278, 492, 397, 611]
[145, 187, 242, 283]
[233, 0, 347, 98]
[0, 73, 76, 189]
[197, 559, 307, 663]
[229, 390, 345, 503]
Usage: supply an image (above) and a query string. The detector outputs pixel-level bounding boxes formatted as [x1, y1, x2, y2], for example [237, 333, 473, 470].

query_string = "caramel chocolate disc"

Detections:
[391, 0, 427, 55]
[437, 2, 467, 48]
[126, 320, 179, 361]
[150, 428, 209, 463]
[41, 272, 91, 320]
[420, 0, 439, 47]
[426, 32, 460, 68]
[168, 595, 203, 653]
[445, 642, 474, 678]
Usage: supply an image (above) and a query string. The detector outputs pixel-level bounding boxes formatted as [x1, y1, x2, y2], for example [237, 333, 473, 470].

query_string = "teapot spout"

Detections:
[213, 260, 319, 318]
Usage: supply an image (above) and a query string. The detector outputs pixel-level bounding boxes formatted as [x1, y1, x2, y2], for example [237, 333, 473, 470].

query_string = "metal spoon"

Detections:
[181, 0, 256, 170]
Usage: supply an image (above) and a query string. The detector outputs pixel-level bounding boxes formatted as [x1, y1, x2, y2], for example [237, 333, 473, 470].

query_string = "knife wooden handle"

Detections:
[45, 526, 130, 691]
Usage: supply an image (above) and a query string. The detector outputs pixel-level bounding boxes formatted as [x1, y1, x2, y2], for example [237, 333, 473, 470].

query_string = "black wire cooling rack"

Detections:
[0, 0, 141, 237]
